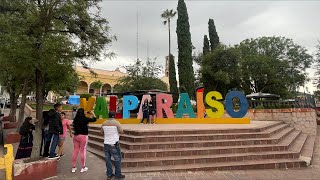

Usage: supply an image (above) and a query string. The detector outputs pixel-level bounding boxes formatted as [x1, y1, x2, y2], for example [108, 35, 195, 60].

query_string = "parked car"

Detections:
[0, 97, 6, 108]
[6, 99, 21, 108]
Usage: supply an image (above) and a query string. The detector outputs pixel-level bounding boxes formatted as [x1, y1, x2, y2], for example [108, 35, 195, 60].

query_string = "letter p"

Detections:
[123, 95, 139, 119]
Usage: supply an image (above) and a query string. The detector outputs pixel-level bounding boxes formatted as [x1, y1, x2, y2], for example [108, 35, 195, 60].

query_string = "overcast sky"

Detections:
[89, 0, 320, 93]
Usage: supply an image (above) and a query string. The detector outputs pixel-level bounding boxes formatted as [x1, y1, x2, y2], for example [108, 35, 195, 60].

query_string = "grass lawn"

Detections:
[29, 104, 74, 111]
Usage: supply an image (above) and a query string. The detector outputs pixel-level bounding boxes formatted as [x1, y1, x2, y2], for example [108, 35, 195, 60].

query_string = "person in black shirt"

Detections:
[140, 99, 150, 124]
[47, 103, 63, 159]
[71, 108, 97, 173]
[15, 117, 35, 159]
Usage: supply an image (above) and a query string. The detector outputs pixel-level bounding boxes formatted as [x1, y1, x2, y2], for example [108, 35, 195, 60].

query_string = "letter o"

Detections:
[225, 91, 248, 118]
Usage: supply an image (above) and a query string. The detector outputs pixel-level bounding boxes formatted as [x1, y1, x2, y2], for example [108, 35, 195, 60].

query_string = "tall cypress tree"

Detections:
[208, 19, 220, 51]
[169, 54, 179, 102]
[203, 35, 210, 55]
[176, 0, 195, 98]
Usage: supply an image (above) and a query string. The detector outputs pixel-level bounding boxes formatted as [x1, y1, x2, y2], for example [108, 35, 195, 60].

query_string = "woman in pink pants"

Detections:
[71, 108, 97, 173]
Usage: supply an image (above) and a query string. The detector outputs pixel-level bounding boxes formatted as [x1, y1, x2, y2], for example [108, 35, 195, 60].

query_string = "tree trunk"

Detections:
[168, 18, 171, 57]
[9, 90, 18, 122]
[17, 82, 28, 131]
[31, 68, 45, 158]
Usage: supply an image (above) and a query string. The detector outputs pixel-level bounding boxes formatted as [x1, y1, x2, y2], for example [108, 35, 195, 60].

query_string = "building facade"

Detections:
[76, 66, 127, 95]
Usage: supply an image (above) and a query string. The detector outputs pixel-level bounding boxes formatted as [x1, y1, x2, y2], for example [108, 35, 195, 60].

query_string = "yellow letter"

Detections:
[80, 96, 96, 112]
[205, 91, 224, 118]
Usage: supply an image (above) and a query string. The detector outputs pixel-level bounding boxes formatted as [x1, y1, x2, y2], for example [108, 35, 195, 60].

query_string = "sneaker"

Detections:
[60, 154, 65, 157]
[115, 174, 125, 179]
[42, 153, 49, 157]
[47, 156, 59, 160]
[107, 174, 115, 180]
[80, 167, 88, 173]
[71, 167, 77, 173]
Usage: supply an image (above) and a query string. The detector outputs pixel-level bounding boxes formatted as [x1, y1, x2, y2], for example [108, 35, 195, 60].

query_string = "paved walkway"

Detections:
[53, 126, 320, 180]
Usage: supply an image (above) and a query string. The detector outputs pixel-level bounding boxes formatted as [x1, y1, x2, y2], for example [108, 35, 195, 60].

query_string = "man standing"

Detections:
[48, 103, 63, 159]
[101, 112, 125, 180]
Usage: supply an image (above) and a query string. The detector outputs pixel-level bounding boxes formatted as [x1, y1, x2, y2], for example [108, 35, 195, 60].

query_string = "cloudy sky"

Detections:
[89, 0, 320, 93]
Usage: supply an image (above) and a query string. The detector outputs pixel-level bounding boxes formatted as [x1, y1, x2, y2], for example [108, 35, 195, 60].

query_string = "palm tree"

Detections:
[161, 9, 177, 57]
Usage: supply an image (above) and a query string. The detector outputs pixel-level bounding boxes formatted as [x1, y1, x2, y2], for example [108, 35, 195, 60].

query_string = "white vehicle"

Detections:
[6, 99, 21, 108]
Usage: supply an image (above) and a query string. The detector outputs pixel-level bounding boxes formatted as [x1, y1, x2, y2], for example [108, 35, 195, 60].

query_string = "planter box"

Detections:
[3, 122, 18, 129]
[2, 116, 13, 122]
[13, 158, 57, 180]
[5, 132, 21, 144]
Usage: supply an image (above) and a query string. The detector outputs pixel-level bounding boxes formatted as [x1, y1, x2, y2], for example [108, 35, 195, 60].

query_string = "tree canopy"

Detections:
[200, 45, 241, 96]
[314, 42, 320, 90]
[208, 19, 219, 51]
[0, 0, 114, 157]
[238, 36, 313, 97]
[114, 59, 168, 92]
[176, 0, 195, 98]
[203, 35, 210, 55]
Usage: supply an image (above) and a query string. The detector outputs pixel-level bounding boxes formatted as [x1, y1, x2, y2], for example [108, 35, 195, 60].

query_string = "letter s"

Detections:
[205, 91, 224, 118]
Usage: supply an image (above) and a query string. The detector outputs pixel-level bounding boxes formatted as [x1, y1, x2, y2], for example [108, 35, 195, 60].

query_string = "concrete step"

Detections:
[120, 129, 300, 159]
[87, 131, 306, 169]
[88, 121, 283, 135]
[112, 124, 289, 143]
[88, 126, 294, 150]
[300, 135, 316, 166]
[120, 150, 301, 168]
[121, 158, 307, 172]
[87, 129, 300, 159]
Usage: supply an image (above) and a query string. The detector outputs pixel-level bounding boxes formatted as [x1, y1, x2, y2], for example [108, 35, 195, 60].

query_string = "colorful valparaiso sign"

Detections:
[70, 90, 249, 120]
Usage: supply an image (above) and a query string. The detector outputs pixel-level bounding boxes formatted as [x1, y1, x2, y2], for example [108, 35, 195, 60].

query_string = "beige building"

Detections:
[76, 66, 127, 95]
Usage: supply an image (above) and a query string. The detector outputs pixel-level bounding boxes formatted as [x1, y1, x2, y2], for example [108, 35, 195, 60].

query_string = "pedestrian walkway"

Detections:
[54, 126, 320, 180]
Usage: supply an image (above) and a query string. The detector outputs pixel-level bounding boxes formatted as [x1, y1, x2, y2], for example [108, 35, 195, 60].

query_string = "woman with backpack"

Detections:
[15, 117, 35, 159]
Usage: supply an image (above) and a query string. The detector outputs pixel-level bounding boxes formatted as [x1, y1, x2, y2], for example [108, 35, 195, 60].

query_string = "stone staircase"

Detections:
[86, 121, 316, 173]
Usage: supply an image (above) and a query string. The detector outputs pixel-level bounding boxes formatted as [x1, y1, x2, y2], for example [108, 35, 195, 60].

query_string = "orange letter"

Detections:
[196, 88, 205, 118]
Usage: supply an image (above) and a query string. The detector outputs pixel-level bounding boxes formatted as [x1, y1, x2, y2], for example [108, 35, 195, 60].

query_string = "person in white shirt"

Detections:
[101, 112, 125, 180]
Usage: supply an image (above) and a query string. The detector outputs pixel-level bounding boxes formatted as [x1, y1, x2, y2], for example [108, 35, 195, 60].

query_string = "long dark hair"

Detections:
[19, 117, 34, 135]
[24, 117, 33, 124]
[74, 108, 85, 122]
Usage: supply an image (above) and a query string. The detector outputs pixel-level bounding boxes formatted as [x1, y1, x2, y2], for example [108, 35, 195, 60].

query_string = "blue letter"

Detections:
[123, 95, 139, 119]
[225, 91, 248, 118]
[69, 95, 80, 105]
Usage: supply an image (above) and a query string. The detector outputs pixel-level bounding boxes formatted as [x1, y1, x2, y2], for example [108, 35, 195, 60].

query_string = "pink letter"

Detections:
[156, 93, 174, 118]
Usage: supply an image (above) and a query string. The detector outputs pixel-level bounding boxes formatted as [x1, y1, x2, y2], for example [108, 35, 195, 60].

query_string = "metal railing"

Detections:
[248, 99, 315, 109]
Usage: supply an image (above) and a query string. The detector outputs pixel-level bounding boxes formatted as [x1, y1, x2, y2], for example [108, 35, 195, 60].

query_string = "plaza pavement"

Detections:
[52, 126, 320, 180]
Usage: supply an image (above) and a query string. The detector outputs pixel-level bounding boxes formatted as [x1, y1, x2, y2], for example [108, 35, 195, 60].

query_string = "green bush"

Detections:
[255, 105, 264, 109]
[80, 93, 91, 100]
[172, 103, 178, 113]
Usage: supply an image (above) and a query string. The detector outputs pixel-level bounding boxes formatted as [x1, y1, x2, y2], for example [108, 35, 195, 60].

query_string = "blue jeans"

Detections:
[104, 144, 122, 177]
[140, 112, 149, 123]
[49, 133, 59, 157]
[42, 130, 51, 156]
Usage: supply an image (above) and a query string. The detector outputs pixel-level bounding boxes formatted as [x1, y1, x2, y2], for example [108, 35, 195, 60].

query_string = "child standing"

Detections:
[57, 112, 73, 157]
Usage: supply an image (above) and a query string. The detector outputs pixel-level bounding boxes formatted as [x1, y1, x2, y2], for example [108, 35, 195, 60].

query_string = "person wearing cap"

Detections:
[101, 112, 125, 180]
